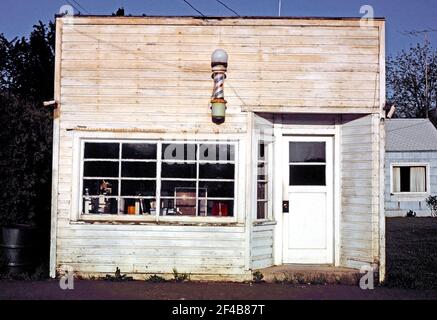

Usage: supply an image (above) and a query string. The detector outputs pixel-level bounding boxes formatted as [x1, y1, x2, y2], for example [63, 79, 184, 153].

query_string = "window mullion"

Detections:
[196, 144, 200, 217]
[118, 143, 122, 215]
[156, 142, 162, 221]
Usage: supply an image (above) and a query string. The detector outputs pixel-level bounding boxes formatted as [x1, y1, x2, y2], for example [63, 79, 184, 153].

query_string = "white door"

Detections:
[282, 136, 334, 264]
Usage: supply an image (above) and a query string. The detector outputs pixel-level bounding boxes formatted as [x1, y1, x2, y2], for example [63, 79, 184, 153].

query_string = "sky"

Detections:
[0, 0, 436, 56]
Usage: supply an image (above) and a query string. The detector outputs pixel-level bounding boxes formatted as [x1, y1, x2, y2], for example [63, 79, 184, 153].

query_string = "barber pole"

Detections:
[210, 49, 228, 124]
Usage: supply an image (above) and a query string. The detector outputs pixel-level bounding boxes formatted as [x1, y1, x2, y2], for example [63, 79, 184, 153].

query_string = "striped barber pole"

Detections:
[212, 72, 226, 99]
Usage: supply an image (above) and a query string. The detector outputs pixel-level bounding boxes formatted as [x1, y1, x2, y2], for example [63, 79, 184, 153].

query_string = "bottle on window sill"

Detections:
[84, 188, 91, 214]
[98, 194, 106, 214]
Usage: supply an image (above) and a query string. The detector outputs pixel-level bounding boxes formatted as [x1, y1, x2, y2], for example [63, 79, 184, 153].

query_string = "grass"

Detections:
[385, 217, 437, 290]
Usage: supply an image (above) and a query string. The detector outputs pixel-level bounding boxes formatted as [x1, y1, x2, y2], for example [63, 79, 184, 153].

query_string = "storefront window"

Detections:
[81, 141, 236, 218]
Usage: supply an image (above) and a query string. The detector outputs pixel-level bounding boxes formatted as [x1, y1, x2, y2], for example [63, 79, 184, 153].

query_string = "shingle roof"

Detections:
[385, 118, 437, 152]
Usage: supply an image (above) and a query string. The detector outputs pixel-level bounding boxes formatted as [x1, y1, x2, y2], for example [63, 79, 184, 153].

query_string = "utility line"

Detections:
[71, 0, 91, 14]
[182, 0, 206, 17]
[399, 28, 437, 37]
[65, 0, 81, 14]
[215, 0, 240, 17]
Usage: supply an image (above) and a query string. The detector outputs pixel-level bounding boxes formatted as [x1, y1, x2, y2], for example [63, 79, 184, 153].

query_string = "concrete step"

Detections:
[256, 265, 361, 286]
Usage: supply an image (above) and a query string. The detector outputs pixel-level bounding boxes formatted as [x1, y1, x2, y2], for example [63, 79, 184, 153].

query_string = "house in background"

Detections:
[50, 16, 386, 281]
[385, 118, 437, 217]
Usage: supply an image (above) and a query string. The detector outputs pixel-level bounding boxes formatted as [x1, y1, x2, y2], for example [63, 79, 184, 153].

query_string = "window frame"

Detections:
[255, 140, 274, 222]
[390, 162, 430, 196]
[75, 138, 239, 224]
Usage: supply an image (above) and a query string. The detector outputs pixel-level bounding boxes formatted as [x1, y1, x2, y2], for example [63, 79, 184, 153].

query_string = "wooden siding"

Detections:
[340, 114, 382, 268]
[385, 151, 437, 217]
[58, 16, 383, 123]
[56, 221, 247, 278]
[251, 224, 274, 269]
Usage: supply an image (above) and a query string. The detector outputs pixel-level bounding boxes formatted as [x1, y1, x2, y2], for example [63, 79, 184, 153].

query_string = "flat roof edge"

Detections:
[55, 14, 386, 21]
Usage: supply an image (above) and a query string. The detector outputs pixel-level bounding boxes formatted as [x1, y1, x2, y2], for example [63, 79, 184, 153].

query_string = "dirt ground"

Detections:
[1, 280, 437, 300]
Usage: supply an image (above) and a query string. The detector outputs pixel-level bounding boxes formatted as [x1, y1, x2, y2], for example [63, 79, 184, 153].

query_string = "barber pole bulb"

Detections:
[211, 49, 228, 124]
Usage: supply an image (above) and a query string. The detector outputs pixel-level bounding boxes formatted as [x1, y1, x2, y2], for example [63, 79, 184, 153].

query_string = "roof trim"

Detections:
[55, 14, 386, 21]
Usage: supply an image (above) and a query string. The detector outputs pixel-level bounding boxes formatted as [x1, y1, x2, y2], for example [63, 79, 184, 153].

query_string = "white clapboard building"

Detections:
[49, 16, 386, 281]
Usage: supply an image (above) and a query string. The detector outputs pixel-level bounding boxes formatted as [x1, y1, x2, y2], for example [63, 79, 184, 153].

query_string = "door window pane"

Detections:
[290, 165, 326, 186]
[289, 142, 325, 163]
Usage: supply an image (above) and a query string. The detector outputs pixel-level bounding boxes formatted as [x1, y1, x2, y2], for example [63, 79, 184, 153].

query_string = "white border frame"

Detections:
[71, 132, 242, 225]
[273, 126, 340, 267]
[389, 162, 431, 198]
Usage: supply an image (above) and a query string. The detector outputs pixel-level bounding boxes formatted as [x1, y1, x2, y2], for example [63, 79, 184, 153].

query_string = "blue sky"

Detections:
[0, 0, 436, 56]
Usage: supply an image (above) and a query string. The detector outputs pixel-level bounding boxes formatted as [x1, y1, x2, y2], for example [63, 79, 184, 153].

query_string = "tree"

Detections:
[6, 21, 55, 101]
[113, 7, 125, 16]
[387, 42, 437, 124]
[0, 94, 52, 226]
[0, 21, 55, 228]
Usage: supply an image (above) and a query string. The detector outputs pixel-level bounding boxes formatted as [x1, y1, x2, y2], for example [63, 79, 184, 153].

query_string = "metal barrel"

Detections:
[0, 225, 37, 274]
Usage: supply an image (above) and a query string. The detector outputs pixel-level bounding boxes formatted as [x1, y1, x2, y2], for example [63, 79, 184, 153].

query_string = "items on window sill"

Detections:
[84, 188, 91, 214]
[127, 199, 141, 215]
[212, 202, 229, 217]
[124, 197, 153, 216]
[127, 205, 136, 215]
[98, 180, 113, 214]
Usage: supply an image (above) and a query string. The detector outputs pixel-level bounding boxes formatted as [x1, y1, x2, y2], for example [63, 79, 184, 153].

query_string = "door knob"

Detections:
[283, 201, 289, 213]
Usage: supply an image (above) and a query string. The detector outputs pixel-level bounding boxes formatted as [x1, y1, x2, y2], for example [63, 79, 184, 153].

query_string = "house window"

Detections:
[81, 141, 236, 218]
[256, 141, 271, 220]
[392, 165, 427, 193]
